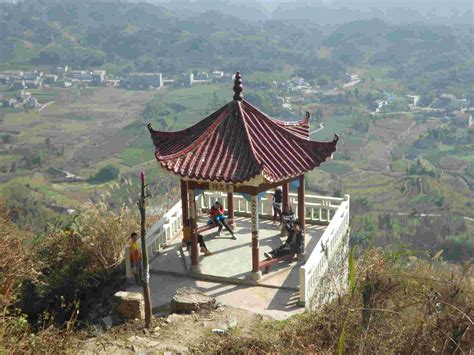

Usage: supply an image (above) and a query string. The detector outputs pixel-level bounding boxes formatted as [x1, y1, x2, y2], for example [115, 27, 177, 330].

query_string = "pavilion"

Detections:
[148, 72, 338, 280]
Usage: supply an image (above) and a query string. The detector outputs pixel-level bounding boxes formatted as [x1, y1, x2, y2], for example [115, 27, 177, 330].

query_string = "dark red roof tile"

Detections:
[148, 100, 338, 184]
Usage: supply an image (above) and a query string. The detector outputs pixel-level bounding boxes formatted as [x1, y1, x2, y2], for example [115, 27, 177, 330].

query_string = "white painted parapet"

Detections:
[197, 191, 344, 224]
[299, 194, 350, 309]
[125, 200, 183, 278]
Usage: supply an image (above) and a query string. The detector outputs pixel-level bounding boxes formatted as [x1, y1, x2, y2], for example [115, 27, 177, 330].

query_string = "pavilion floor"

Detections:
[128, 216, 326, 319]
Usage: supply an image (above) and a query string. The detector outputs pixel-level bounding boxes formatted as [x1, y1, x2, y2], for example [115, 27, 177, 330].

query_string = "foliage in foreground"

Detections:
[202, 250, 473, 353]
[0, 200, 143, 353]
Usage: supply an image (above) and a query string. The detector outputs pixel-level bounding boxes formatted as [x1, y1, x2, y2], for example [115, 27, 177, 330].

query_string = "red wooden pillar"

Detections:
[188, 189, 200, 273]
[180, 179, 190, 241]
[298, 175, 306, 232]
[250, 194, 261, 280]
[227, 191, 235, 229]
[282, 182, 289, 211]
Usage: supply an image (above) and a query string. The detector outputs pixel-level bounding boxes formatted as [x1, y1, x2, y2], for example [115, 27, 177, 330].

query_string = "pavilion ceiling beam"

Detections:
[186, 176, 301, 195]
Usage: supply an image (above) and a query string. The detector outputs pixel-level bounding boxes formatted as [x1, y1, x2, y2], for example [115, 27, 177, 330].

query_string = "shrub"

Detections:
[0, 201, 71, 353]
[201, 249, 473, 353]
[90, 165, 120, 183]
[0, 198, 148, 352]
[17, 201, 141, 326]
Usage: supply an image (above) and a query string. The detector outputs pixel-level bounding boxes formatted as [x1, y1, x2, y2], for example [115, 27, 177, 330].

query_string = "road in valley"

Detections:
[309, 122, 325, 135]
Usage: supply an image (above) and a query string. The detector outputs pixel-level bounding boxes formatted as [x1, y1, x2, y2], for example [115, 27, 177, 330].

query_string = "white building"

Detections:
[407, 95, 420, 109]
[92, 70, 106, 85]
[211, 70, 224, 79]
[22, 70, 43, 81]
[43, 74, 58, 84]
[375, 100, 389, 113]
[25, 97, 39, 109]
[56, 66, 69, 76]
[190, 72, 210, 85]
[125, 72, 163, 90]
[71, 71, 93, 82]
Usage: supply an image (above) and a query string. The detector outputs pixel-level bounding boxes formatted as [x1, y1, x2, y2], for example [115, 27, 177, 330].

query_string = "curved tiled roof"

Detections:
[148, 99, 338, 184]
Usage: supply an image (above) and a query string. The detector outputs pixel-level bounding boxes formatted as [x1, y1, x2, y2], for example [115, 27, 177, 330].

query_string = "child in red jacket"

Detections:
[210, 201, 236, 239]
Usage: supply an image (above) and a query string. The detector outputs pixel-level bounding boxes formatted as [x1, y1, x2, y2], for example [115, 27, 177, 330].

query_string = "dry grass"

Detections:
[42, 201, 142, 274]
[0, 201, 72, 353]
[202, 250, 473, 354]
[0, 198, 158, 353]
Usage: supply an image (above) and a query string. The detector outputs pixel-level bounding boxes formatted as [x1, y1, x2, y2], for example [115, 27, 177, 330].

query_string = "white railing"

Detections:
[126, 190, 351, 310]
[125, 200, 183, 278]
[197, 191, 344, 224]
[299, 194, 350, 309]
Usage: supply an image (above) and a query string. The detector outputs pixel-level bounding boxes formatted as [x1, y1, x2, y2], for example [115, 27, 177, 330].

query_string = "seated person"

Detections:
[182, 233, 212, 256]
[210, 201, 236, 240]
[264, 220, 304, 260]
[281, 205, 296, 235]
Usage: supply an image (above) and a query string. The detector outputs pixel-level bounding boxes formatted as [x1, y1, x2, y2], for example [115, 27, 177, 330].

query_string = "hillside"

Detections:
[2, 196, 471, 354]
[0, 2, 472, 352]
[78, 251, 474, 353]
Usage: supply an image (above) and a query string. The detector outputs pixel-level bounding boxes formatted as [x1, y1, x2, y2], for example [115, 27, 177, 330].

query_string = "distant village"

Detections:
[0, 66, 471, 129]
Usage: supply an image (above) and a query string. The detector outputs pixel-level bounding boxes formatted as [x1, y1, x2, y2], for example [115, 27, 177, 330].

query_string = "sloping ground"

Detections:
[76, 251, 473, 354]
[77, 306, 263, 354]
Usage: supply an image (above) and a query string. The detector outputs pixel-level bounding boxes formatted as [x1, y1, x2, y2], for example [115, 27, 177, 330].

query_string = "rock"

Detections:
[128, 336, 155, 347]
[165, 313, 183, 323]
[114, 291, 144, 320]
[165, 345, 189, 353]
[211, 328, 226, 335]
[100, 315, 113, 329]
[170, 287, 216, 313]
[216, 322, 229, 331]
[154, 310, 168, 318]
[147, 340, 160, 348]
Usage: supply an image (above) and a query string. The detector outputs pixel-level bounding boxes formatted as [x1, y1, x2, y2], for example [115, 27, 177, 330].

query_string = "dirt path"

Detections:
[76, 306, 265, 354]
[38, 100, 55, 112]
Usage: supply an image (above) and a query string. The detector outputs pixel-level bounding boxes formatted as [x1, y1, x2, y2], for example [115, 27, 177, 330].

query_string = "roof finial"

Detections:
[233, 71, 243, 101]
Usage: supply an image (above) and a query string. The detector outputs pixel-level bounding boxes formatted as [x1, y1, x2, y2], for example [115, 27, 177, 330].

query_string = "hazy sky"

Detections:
[152, 0, 473, 12]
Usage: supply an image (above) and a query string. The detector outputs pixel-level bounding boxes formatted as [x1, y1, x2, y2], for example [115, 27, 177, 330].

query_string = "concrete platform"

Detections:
[150, 216, 326, 289]
[129, 217, 326, 319]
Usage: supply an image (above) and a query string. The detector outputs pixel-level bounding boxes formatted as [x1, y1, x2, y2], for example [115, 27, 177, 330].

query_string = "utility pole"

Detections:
[138, 171, 152, 328]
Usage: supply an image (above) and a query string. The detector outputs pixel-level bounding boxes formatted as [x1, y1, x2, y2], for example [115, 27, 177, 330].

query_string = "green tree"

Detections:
[90, 165, 120, 183]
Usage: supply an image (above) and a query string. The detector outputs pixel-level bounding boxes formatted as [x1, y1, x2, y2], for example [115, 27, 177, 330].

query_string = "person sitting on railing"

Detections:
[264, 220, 304, 260]
[281, 205, 296, 235]
[210, 201, 236, 239]
[182, 233, 212, 256]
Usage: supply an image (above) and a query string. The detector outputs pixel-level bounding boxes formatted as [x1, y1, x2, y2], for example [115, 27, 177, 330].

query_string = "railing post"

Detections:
[299, 265, 306, 307]
[227, 191, 235, 229]
[344, 194, 350, 224]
